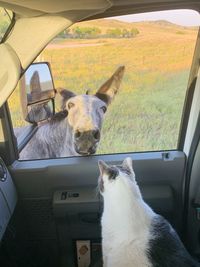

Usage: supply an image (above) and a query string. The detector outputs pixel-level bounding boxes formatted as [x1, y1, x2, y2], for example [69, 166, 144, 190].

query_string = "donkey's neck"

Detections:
[38, 115, 77, 157]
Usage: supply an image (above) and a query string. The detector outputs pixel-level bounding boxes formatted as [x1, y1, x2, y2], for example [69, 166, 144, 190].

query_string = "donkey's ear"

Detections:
[95, 66, 125, 105]
[30, 71, 41, 92]
[56, 88, 76, 100]
[56, 88, 76, 110]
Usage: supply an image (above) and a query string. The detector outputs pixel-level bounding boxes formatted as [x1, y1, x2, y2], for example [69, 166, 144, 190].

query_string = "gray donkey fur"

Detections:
[18, 66, 125, 159]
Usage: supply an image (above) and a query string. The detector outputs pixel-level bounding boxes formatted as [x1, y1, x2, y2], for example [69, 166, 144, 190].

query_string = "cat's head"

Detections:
[98, 157, 136, 195]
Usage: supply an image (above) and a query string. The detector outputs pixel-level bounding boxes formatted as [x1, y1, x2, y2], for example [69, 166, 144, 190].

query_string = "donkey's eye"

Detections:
[101, 106, 107, 113]
[68, 102, 74, 109]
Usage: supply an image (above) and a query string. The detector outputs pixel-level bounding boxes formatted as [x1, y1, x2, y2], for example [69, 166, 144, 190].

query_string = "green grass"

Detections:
[97, 70, 189, 153]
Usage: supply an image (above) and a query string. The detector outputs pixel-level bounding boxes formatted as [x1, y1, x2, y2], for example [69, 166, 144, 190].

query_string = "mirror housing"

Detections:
[20, 62, 56, 123]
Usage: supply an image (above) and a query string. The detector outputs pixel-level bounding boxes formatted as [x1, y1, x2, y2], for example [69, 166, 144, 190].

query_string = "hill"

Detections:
[147, 20, 181, 27]
[69, 18, 196, 37]
[73, 18, 195, 30]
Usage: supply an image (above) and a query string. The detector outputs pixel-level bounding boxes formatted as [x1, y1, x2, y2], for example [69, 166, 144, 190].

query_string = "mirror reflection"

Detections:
[27, 99, 54, 123]
[20, 62, 56, 124]
[25, 64, 55, 104]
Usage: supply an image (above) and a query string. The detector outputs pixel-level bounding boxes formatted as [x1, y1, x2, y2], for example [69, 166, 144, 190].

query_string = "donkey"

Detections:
[19, 66, 125, 159]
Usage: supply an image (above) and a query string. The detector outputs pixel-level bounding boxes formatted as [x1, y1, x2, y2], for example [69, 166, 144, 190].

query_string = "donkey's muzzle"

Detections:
[74, 129, 100, 155]
[74, 129, 100, 142]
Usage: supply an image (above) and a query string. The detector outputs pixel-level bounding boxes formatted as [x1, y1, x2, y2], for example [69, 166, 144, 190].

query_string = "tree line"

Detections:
[57, 26, 139, 39]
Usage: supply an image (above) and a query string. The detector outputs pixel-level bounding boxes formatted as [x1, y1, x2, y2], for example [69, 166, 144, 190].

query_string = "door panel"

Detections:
[10, 150, 185, 230]
[0, 157, 17, 241]
[3, 150, 185, 267]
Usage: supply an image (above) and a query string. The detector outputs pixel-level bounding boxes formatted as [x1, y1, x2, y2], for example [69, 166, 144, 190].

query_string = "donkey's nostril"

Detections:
[93, 129, 100, 141]
[75, 130, 81, 140]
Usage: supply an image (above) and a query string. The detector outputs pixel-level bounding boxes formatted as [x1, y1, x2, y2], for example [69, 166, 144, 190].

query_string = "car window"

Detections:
[8, 9, 200, 160]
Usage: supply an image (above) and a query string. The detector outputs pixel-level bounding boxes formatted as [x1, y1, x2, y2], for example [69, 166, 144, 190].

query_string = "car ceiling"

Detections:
[0, 0, 199, 19]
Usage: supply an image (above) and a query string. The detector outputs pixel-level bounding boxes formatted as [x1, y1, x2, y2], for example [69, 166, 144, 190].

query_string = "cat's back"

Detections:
[105, 238, 152, 267]
[148, 215, 200, 267]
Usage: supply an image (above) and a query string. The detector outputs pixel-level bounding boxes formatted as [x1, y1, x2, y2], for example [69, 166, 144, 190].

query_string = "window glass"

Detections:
[8, 9, 200, 159]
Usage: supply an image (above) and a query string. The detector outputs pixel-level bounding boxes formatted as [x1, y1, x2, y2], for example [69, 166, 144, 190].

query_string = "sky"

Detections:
[109, 9, 200, 26]
[26, 64, 52, 92]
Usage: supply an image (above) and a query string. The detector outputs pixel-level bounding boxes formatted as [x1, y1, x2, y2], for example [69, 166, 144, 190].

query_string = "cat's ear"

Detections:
[98, 160, 109, 176]
[122, 157, 134, 174]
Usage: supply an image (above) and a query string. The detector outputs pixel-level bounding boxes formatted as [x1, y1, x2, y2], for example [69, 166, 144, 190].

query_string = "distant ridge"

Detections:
[74, 18, 195, 31]
[146, 20, 177, 26]
[145, 19, 198, 30]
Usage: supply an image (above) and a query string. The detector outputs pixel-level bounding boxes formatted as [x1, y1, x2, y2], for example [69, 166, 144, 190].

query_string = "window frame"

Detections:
[177, 27, 200, 152]
[5, 11, 200, 161]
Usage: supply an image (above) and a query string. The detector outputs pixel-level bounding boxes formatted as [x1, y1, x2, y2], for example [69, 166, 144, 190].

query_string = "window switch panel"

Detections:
[61, 191, 67, 200]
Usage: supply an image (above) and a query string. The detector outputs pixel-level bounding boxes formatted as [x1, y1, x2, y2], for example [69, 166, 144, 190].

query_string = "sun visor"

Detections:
[6, 16, 73, 69]
[0, 43, 21, 107]
[0, 0, 112, 14]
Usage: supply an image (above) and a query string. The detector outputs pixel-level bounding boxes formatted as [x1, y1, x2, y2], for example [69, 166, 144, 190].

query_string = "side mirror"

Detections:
[20, 62, 56, 123]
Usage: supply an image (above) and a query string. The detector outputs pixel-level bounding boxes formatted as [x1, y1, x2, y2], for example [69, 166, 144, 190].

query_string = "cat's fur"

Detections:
[98, 157, 199, 267]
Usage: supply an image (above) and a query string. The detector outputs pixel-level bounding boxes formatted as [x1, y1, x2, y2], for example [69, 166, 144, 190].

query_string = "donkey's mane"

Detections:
[49, 110, 68, 124]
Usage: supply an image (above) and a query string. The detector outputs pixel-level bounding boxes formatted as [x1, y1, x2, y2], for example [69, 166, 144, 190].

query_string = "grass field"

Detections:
[8, 19, 198, 155]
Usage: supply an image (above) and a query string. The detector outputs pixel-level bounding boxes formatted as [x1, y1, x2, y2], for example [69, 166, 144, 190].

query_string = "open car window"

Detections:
[8, 9, 200, 160]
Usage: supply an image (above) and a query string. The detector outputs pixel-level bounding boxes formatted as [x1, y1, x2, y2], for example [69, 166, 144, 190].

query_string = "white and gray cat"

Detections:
[98, 157, 200, 267]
